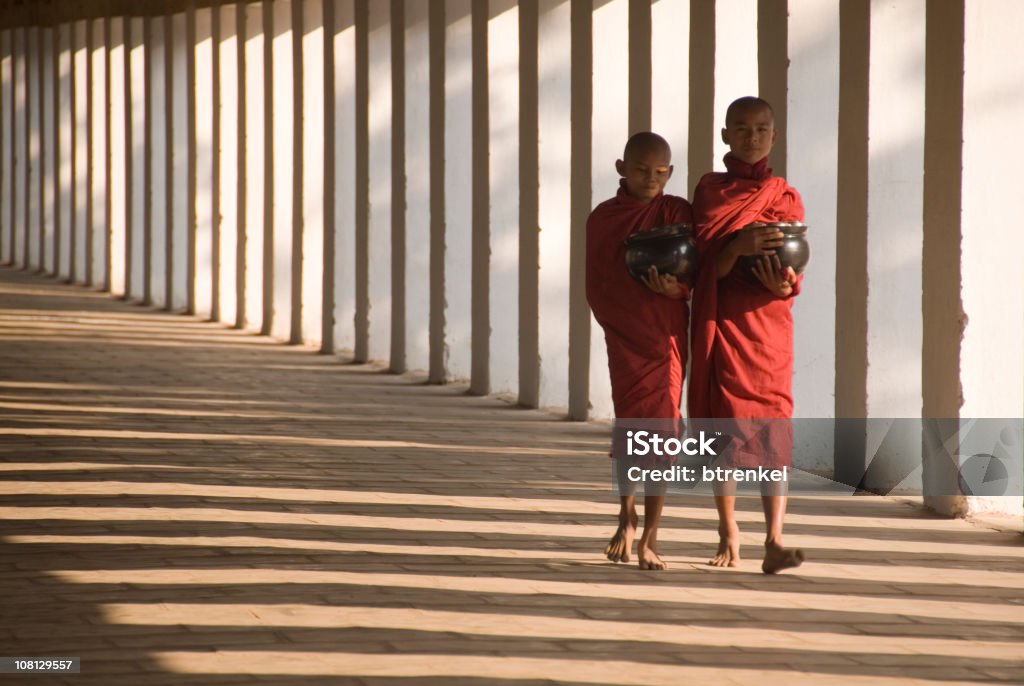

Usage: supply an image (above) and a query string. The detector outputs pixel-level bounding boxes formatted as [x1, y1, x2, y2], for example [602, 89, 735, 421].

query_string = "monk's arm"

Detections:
[713, 224, 784, 279]
[714, 239, 743, 279]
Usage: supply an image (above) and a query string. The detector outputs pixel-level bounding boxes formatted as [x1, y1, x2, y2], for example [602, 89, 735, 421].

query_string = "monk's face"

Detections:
[721, 105, 777, 164]
[615, 147, 673, 202]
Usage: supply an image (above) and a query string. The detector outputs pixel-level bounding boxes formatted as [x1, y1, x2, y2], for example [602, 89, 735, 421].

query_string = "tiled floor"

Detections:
[1, 266, 1022, 685]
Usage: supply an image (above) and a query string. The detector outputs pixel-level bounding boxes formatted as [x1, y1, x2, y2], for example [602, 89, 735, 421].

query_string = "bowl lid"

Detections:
[624, 222, 693, 246]
[760, 221, 807, 234]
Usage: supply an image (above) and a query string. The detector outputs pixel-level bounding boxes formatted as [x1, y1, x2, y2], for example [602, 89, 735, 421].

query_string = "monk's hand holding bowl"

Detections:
[641, 265, 687, 299]
[735, 222, 784, 257]
[752, 254, 797, 298]
[716, 223, 786, 279]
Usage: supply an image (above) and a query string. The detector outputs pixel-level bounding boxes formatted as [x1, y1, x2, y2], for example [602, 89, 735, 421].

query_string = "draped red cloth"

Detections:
[688, 155, 804, 466]
[586, 181, 693, 420]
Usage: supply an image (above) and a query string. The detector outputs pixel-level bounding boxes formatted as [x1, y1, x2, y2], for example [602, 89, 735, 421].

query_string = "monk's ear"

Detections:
[615, 159, 625, 176]
[666, 164, 674, 180]
[721, 127, 729, 144]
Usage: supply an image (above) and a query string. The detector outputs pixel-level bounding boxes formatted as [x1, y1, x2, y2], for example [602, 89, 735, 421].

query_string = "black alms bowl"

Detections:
[624, 223, 698, 286]
[738, 222, 810, 275]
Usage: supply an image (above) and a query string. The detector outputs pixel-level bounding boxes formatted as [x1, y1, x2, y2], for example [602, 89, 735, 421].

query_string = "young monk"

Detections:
[586, 132, 692, 571]
[689, 96, 806, 574]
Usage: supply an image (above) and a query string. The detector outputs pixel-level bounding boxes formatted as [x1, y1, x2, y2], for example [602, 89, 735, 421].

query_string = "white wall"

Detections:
[270, 0, 294, 339]
[194, 8, 215, 318]
[41, 27, 56, 275]
[0, 30, 11, 265]
[13, 29, 27, 269]
[788, 0, 839, 472]
[26, 27, 41, 270]
[536, 0, 571, 410]
[148, 16, 168, 307]
[57, 24, 73, 281]
[651, 0, 689, 196]
[108, 18, 127, 296]
[587, 0, 628, 422]
[713, 0, 758, 166]
[217, 3, 239, 325]
[72, 21, 87, 284]
[302, 0, 325, 346]
[487, 0, 519, 395]
[405, 0, 431, 372]
[170, 12, 189, 310]
[332, 0, 356, 351]
[866, 0, 925, 419]
[961, 0, 1024, 421]
[367, 0, 392, 360]
[243, 3, 265, 330]
[89, 19, 107, 288]
[127, 17, 145, 299]
[443, 0, 473, 380]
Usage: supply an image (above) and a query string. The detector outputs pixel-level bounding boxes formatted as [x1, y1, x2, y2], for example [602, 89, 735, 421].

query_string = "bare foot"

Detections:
[761, 544, 805, 574]
[708, 521, 741, 567]
[605, 509, 638, 563]
[637, 540, 668, 570]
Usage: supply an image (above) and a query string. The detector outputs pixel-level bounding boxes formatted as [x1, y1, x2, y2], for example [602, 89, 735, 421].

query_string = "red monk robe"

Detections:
[586, 181, 693, 419]
[688, 154, 804, 466]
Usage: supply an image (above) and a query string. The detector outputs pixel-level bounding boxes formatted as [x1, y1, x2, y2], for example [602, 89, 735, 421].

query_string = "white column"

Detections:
[302, 0, 325, 346]
[169, 12, 189, 310]
[194, 7, 214, 318]
[42, 27, 56, 275]
[127, 17, 145, 299]
[367, 0, 392, 360]
[0, 30, 11, 265]
[651, 0, 689, 194]
[216, 3, 239, 325]
[713, 0, 759, 165]
[443, 0, 472, 379]
[108, 18, 127, 296]
[148, 16, 168, 307]
[866, 0, 925, 420]
[269, 0, 295, 340]
[72, 21, 88, 283]
[13, 28, 27, 269]
[332, 0, 356, 352]
[788, 0, 839, 470]
[535, 0, 571, 409]
[487, 0, 519, 395]
[27, 27, 41, 270]
[90, 19, 107, 288]
[587, 0, 628, 421]
[243, 2, 265, 330]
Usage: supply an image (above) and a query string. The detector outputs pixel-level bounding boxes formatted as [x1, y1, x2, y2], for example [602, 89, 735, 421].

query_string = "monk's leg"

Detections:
[709, 479, 740, 567]
[637, 493, 668, 570]
[605, 494, 638, 562]
[760, 491, 805, 574]
[606, 457, 638, 562]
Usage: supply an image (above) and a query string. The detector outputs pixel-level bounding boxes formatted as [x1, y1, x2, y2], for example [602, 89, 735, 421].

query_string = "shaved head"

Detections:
[623, 132, 672, 163]
[725, 96, 774, 126]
